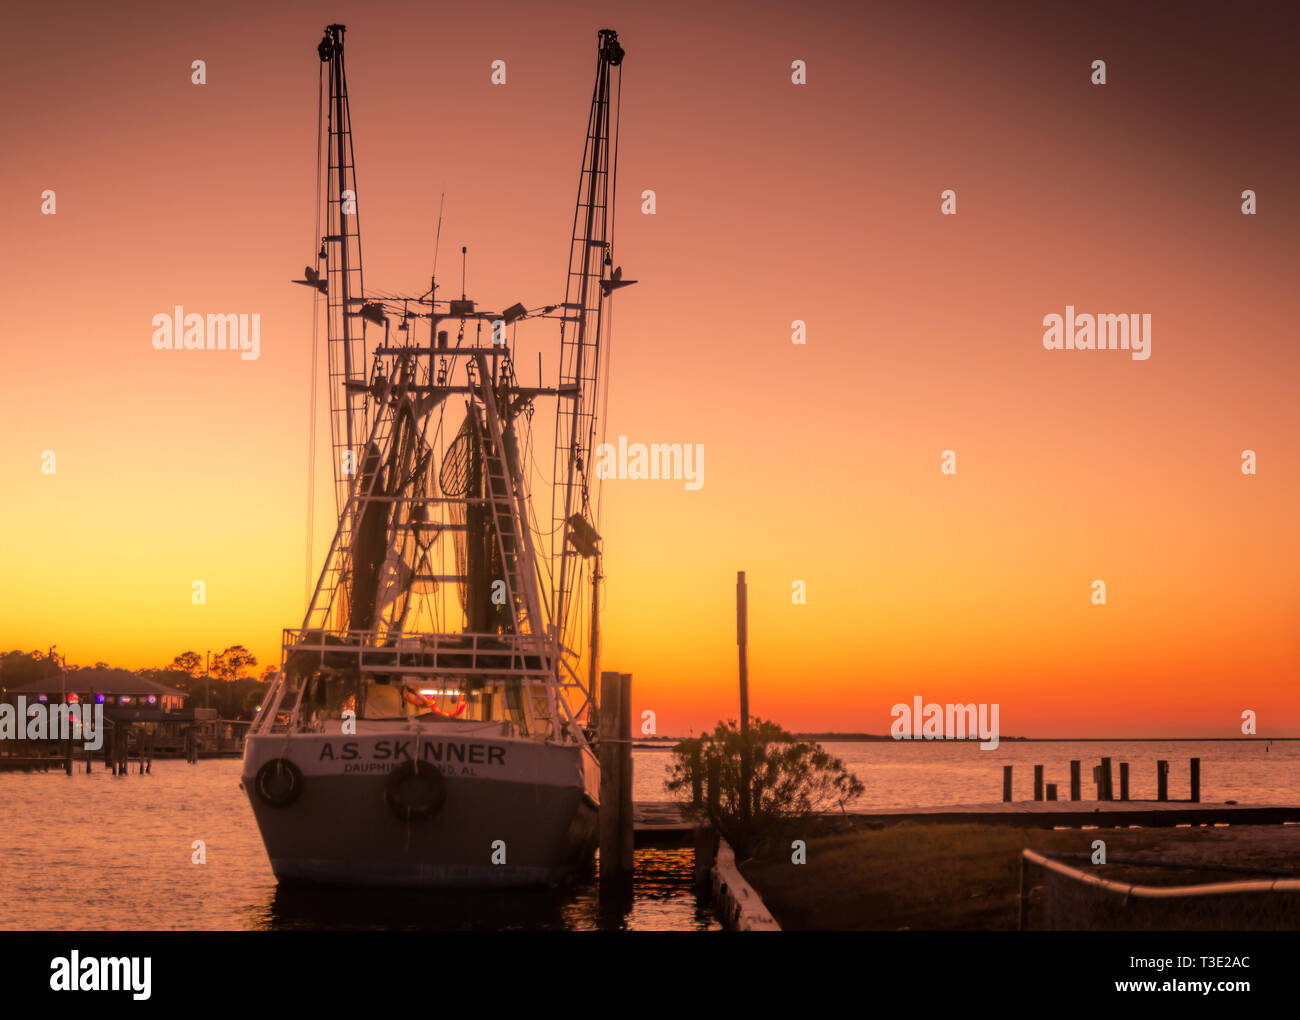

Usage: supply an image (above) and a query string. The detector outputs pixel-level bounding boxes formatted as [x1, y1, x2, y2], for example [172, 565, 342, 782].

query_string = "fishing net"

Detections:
[439, 411, 474, 612]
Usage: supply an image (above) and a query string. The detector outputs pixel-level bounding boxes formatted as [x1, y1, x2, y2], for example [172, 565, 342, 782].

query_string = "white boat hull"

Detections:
[242, 724, 599, 888]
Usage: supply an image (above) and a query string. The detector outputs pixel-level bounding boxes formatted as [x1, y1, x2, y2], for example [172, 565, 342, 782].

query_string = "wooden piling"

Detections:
[1189, 757, 1200, 803]
[598, 670, 629, 881]
[1157, 759, 1169, 801]
[617, 673, 634, 873]
[1002, 765, 1013, 802]
[1070, 760, 1081, 801]
[1100, 757, 1113, 801]
[1119, 762, 1129, 801]
[1033, 764, 1043, 801]
[115, 725, 129, 777]
[1046, 783, 1057, 801]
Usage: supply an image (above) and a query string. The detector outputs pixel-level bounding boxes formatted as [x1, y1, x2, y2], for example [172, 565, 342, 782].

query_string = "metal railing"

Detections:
[1019, 848, 1300, 930]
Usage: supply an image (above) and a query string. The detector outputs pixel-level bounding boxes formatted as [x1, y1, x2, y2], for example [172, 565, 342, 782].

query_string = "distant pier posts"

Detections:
[598, 670, 634, 883]
[994, 755, 1202, 808]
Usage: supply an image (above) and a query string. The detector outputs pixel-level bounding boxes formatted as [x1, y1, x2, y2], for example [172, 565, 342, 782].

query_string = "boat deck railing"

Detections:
[280, 627, 571, 680]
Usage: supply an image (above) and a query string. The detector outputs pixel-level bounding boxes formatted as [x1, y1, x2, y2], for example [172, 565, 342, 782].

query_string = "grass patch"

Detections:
[739, 821, 1300, 930]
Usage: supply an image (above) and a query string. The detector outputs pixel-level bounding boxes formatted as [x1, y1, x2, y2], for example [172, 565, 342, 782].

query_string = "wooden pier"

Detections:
[631, 799, 1300, 838]
[0, 756, 55, 773]
[849, 801, 1300, 827]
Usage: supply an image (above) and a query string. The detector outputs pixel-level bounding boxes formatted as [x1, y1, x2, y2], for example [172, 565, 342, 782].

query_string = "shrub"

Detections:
[666, 718, 864, 856]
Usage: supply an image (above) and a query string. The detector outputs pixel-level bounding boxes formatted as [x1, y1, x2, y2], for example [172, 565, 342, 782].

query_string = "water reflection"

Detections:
[253, 849, 720, 931]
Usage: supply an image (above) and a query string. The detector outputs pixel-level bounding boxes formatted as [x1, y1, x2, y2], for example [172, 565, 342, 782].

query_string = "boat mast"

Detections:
[553, 29, 626, 672]
[319, 24, 369, 512]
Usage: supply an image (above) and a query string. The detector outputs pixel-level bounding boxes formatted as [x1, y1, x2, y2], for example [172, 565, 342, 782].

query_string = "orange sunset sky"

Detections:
[3, 0, 1299, 736]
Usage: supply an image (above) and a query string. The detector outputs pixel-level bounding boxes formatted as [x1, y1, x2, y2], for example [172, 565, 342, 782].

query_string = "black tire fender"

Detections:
[254, 758, 304, 809]
[385, 759, 446, 822]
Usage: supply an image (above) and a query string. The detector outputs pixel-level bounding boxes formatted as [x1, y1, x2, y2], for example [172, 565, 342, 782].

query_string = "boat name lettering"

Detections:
[315, 740, 505, 765]
[422, 741, 506, 766]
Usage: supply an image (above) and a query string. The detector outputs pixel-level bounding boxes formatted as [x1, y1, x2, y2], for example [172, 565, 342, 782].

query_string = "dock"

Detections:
[631, 800, 1300, 840]
[0, 756, 54, 773]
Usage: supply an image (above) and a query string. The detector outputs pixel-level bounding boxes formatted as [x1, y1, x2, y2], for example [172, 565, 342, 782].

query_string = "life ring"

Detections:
[402, 687, 468, 718]
[254, 758, 304, 808]
[385, 759, 446, 822]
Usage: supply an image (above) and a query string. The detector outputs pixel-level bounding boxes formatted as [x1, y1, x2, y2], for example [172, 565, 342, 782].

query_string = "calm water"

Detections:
[0, 759, 718, 932]
[4, 740, 1293, 930]
[633, 739, 1300, 808]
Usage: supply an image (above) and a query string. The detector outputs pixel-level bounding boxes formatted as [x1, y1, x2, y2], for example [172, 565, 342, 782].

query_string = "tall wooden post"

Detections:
[617, 673, 633, 873]
[1033, 764, 1043, 801]
[598, 670, 625, 881]
[1100, 757, 1113, 801]
[1189, 757, 1200, 803]
[1119, 762, 1129, 801]
[587, 551, 602, 733]
[736, 571, 752, 842]
[1157, 759, 1169, 801]
[1070, 760, 1081, 801]
[1002, 765, 1013, 802]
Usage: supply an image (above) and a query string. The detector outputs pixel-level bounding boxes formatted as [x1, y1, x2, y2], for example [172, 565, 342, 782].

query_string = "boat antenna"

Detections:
[460, 245, 468, 300]
[431, 189, 445, 281]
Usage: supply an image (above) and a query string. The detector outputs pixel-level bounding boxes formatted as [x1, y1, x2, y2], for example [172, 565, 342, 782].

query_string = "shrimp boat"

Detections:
[242, 24, 632, 887]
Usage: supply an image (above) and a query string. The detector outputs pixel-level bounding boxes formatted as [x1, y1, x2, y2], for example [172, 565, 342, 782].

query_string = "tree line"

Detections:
[0, 646, 277, 721]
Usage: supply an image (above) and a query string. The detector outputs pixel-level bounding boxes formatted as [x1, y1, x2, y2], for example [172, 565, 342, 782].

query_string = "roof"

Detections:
[4, 668, 187, 699]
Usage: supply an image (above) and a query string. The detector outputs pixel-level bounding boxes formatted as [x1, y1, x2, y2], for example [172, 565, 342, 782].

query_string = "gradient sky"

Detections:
[3, 0, 1298, 736]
